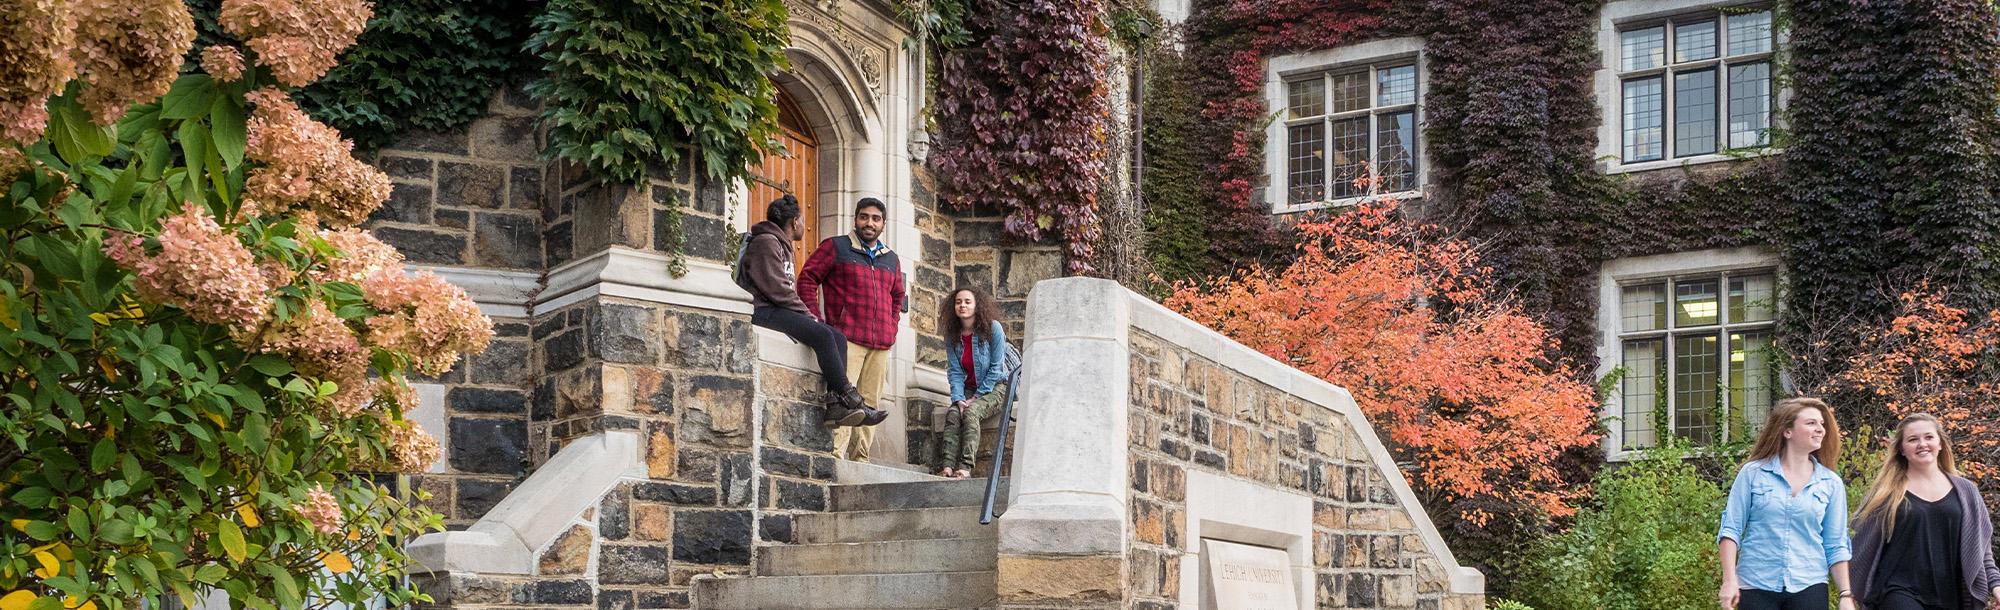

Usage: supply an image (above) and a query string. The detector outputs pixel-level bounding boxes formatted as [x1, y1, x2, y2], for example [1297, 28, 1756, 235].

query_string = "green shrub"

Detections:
[526, 0, 788, 187]
[1514, 441, 1724, 610]
[186, 0, 538, 151]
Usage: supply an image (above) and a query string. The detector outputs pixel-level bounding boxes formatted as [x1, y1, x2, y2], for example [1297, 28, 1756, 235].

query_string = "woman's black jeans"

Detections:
[752, 306, 853, 394]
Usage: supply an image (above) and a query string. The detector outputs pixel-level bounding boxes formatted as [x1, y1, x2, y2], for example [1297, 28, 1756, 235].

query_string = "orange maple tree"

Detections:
[1814, 288, 2000, 485]
[1163, 201, 1600, 525]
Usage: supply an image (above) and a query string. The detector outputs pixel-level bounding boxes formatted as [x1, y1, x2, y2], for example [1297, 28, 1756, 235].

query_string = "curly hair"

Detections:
[938, 286, 998, 342]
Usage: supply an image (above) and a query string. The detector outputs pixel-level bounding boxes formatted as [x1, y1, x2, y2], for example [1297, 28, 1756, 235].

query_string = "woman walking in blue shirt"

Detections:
[1718, 397, 1857, 610]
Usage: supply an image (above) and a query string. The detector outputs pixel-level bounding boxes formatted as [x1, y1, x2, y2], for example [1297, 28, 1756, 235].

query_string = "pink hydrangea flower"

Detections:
[71, 0, 196, 124]
[313, 227, 404, 285]
[294, 484, 344, 535]
[243, 89, 391, 225]
[379, 416, 441, 473]
[0, 0, 78, 145]
[201, 45, 247, 82]
[259, 299, 370, 417]
[218, 0, 372, 87]
[105, 203, 272, 335]
[361, 270, 492, 376]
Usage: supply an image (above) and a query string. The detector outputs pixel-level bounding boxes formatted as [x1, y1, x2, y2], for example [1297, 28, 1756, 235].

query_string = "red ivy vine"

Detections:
[931, 0, 1110, 274]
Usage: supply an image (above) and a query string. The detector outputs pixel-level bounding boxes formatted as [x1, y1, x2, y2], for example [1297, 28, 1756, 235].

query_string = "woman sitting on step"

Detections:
[936, 286, 1008, 479]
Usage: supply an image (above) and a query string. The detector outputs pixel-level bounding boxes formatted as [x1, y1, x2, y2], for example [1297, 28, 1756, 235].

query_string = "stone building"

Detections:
[355, 0, 1487, 608]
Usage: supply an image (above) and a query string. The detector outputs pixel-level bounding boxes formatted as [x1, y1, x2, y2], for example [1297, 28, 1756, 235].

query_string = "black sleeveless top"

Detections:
[1874, 487, 1963, 609]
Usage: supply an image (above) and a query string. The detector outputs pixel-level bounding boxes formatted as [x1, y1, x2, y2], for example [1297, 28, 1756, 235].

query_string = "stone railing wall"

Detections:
[407, 323, 852, 610]
[998, 278, 1485, 610]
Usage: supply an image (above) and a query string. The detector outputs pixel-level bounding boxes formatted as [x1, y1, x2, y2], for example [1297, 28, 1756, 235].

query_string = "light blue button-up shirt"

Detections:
[1717, 456, 1852, 593]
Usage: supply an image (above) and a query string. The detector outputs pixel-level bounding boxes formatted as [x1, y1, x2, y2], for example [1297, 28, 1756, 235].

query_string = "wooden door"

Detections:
[749, 92, 820, 272]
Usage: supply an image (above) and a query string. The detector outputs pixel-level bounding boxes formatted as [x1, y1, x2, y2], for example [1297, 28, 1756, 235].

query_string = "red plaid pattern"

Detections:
[797, 236, 906, 350]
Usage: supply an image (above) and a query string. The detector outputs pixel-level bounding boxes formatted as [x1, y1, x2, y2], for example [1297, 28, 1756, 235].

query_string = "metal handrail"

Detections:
[979, 362, 1024, 525]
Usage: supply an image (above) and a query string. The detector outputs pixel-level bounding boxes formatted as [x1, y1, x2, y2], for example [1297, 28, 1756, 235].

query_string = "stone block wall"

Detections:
[544, 159, 733, 272]
[510, 297, 756, 607]
[754, 349, 856, 540]
[997, 279, 1482, 610]
[949, 206, 1063, 345]
[409, 316, 536, 526]
[367, 90, 545, 272]
[1126, 329, 1475, 610]
[365, 91, 545, 527]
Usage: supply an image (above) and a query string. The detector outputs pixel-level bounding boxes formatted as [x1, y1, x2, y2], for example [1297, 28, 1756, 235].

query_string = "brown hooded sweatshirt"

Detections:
[744, 220, 809, 314]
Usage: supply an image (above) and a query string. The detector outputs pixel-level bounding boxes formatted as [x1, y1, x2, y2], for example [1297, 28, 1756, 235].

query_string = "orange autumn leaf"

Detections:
[1163, 201, 1601, 526]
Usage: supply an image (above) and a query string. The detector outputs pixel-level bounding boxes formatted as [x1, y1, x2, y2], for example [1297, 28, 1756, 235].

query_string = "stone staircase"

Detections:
[693, 463, 1005, 610]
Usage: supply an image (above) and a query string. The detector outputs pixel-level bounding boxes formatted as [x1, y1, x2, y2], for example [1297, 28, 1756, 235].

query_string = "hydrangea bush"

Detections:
[0, 1, 490, 609]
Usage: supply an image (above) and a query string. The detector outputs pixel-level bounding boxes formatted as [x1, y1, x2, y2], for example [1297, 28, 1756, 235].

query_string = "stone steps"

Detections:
[693, 477, 1004, 610]
[828, 478, 1005, 512]
[834, 459, 945, 485]
[757, 537, 998, 576]
[792, 506, 994, 544]
[693, 571, 998, 610]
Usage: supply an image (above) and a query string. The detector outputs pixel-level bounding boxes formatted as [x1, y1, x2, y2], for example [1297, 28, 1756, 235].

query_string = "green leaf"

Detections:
[160, 75, 219, 120]
[99, 519, 135, 545]
[66, 505, 89, 539]
[247, 355, 294, 377]
[218, 519, 246, 563]
[210, 98, 247, 169]
[90, 437, 115, 472]
[11, 486, 53, 508]
[193, 564, 228, 584]
[49, 99, 115, 164]
[178, 121, 210, 207]
[23, 521, 61, 541]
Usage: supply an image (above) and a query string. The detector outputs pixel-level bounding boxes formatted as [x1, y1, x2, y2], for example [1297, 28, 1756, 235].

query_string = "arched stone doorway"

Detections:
[748, 91, 822, 271]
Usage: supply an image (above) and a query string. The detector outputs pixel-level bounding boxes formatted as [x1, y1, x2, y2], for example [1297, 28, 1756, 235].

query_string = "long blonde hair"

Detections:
[1856, 413, 1958, 538]
[1746, 397, 1842, 467]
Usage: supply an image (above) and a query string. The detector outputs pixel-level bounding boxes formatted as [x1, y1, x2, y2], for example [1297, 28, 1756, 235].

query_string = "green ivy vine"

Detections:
[526, 0, 789, 187]
[186, 0, 538, 151]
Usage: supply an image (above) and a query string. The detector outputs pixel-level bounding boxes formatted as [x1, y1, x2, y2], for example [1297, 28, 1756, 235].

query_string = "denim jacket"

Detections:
[1718, 456, 1853, 593]
[947, 321, 1008, 403]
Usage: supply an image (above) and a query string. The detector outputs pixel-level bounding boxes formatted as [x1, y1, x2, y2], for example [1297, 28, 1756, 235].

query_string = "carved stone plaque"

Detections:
[1201, 538, 1298, 610]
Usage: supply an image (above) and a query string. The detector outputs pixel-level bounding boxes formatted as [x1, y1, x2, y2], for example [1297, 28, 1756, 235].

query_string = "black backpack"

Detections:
[731, 231, 757, 293]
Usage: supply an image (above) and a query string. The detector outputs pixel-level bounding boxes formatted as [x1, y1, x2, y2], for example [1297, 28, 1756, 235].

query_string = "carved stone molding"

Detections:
[784, 0, 888, 93]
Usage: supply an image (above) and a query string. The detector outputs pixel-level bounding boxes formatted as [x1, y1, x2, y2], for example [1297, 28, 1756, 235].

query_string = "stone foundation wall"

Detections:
[544, 159, 733, 272]
[365, 91, 545, 526]
[1127, 330, 1476, 610]
[950, 207, 1063, 345]
[409, 316, 535, 526]
[367, 89, 545, 272]
[996, 278, 1483, 610]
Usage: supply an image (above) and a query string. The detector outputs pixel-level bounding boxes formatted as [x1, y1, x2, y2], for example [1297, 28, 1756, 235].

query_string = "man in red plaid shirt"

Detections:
[797, 197, 905, 461]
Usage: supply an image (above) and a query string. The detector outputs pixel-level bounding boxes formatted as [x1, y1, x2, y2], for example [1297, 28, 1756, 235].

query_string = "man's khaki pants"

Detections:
[834, 343, 891, 461]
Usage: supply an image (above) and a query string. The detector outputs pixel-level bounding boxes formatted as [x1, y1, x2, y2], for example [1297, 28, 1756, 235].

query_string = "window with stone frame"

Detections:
[1615, 6, 1778, 163]
[1614, 269, 1780, 450]
[1282, 60, 1422, 207]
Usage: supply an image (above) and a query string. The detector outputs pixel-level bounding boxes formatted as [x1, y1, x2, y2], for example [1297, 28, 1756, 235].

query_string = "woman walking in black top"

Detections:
[1850, 413, 2000, 610]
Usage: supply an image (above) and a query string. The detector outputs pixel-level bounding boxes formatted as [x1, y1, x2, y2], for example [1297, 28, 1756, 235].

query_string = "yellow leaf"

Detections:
[32, 550, 57, 578]
[203, 412, 226, 429]
[7, 519, 24, 532]
[88, 313, 111, 326]
[237, 504, 260, 528]
[345, 529, 360, 541]
[97, 356, 118, 382]
[0, 590, 36, 610]
[49, 543, 71, 561]
[0, 299, 16, 331]
[322, 551, 352, 574]
[76, 602, 96, 610]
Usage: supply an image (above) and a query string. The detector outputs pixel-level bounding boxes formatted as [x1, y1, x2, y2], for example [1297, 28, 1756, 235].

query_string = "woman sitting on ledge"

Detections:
[936, 286, 1008, 479]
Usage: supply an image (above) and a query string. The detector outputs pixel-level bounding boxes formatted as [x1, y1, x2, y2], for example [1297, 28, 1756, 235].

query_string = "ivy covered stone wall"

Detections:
[1147, 0, 2000, 592]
